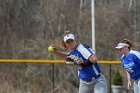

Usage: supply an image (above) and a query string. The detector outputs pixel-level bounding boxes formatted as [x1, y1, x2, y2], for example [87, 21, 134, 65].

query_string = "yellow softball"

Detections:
[48, 46, 55, 52]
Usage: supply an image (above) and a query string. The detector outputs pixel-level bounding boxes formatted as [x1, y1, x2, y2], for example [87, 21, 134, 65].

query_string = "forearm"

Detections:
[80, 60, 94, 68]
[54, 51, 67, 58]
[126, 71, 131, 82]
[126, 71, 132, 89]
[80, 55, 97, 68]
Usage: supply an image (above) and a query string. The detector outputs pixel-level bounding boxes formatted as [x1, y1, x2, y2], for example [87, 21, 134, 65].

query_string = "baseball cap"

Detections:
[115, 43, 129, 49]
[63, 34, 75, 42]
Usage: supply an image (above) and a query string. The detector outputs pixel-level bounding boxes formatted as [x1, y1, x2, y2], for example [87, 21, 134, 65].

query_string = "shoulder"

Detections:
[76, 44, 94, 59]
[76, 44, 85, 51]
[76, 44, 85, 52]
[130, 50, 140, 55]
[77, 44, 84, 48]
[129, 50, 140, 59]
[66, 45, 82, 56]
[77, 44, 94, 54]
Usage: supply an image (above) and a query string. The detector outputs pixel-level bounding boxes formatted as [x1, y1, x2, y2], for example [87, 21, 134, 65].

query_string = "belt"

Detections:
[81, 74, 101, 82]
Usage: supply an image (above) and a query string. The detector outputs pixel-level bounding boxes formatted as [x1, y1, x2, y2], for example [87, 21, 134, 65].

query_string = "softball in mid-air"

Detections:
[48, 46, 55, 52]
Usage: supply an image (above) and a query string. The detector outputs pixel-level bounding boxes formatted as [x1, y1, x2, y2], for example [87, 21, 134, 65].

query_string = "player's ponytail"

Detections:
[121, 39, 140, 50]
[60, 31, 71, 49]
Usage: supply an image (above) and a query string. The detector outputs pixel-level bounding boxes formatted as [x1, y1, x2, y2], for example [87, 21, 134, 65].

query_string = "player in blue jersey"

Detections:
[115, 39, 140, 93]
[49, 31, 107, 93]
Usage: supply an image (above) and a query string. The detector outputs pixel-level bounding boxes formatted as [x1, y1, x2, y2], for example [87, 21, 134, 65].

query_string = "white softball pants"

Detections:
[134, 79, 140, 93]
[78, 73, 107, 93]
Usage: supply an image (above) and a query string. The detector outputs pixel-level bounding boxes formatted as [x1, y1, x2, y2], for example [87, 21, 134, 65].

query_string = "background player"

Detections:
[115, 39, 140, 93]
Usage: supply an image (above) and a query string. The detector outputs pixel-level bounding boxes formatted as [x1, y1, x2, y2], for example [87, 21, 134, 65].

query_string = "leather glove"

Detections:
[68, 55, 83, 65]
[65, 55, 84, 69]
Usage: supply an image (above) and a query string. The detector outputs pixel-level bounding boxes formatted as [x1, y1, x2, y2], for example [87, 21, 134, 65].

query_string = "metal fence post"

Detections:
[52, 63, 54, 93]
[109, 64, 112, 93]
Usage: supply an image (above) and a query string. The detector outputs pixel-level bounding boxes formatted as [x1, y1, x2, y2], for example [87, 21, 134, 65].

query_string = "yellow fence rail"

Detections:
[0, 59, 121, 64]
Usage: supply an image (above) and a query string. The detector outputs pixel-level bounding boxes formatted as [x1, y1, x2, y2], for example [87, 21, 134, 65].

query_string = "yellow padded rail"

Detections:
[0, 59, 121, 64]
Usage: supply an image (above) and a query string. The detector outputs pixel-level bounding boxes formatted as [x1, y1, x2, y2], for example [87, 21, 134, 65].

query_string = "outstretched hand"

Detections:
[48, 45, 57, 53]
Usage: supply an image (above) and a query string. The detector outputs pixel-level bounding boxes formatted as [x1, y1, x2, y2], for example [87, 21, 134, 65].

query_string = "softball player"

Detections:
[115, 39, 140, 93]
[49, 32, 107, 93]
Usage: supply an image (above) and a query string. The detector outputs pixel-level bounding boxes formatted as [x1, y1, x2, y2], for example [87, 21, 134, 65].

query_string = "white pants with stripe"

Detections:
[78, 73, 107, 93]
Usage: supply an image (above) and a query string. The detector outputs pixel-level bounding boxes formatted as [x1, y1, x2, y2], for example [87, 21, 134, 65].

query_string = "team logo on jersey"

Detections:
[124, 62, 135, 73]
[123, 62, 135, 68]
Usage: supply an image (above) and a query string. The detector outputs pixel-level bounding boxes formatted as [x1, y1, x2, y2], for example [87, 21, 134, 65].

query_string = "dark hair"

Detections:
[121, 39, 139, 50]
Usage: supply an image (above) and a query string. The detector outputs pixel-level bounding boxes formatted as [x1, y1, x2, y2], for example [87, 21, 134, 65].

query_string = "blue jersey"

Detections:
[67, 44, 101, 79]
[121, 50, 140, 80]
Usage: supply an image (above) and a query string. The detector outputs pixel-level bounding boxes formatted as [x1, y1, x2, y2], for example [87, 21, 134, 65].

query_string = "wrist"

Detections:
[80, 60, 93, 68]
